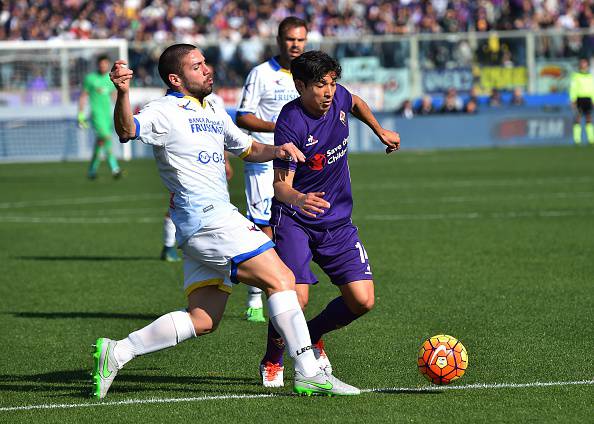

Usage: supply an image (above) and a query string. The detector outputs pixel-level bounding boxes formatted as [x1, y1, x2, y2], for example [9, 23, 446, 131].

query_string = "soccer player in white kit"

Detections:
[161, 80, 232, 263]
[236, 17, 307, 323]
[92, 44, 360, 399]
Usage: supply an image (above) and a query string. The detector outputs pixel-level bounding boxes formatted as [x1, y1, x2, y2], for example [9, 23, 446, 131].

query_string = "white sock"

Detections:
[267, 290, 319, 377]
[113, 310, 195, 368]
[247, 286, 263, 308]
[163, 215, 176, 247]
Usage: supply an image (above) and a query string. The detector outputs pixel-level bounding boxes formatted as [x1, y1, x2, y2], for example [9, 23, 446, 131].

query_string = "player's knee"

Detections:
[267, 267, 295, 292]
[190, 315, 221, 336]
[349, 296, 375, 316]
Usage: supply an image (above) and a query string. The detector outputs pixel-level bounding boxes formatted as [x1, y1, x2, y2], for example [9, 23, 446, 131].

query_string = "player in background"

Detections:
[93, 44, 360, 399]
[78, 55, 122, 179]
[570, 57, 594, 145]
[161, 66, 233, 263]
[259, 50, 400, 388]
[236, 17, 307, 323]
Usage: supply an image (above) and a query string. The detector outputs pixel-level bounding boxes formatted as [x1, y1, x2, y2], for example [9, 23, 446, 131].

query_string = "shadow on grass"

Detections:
[9, 311, 161, 320]
[15, 256, 156, 261]
[0, 369, 262, 399]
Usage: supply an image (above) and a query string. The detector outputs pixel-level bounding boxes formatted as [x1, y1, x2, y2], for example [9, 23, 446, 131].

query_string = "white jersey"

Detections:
[237, 56, 298, 171]
[133, 89, 252, 245]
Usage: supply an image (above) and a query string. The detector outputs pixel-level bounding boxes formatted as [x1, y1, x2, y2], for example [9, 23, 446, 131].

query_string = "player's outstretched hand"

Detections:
[276, 142, 306, 163]
[379, 129, 401, 154]
[296, 192, 330, 218]
[110, 60, 133, 92]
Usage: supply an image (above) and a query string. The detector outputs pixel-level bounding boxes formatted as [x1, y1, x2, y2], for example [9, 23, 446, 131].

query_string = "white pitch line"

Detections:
[0, 380, 592, 413]
[0, 194, 165, 209]
[354, 176, 594, 191]
[0, 216, 163, 224]
[2, 208, 594, 225]
[360, 209, 594, 221]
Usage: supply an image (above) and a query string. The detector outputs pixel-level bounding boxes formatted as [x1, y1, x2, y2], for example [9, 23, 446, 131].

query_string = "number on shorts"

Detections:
[355, 241, 368, 264]
[262, 198, 271, 215]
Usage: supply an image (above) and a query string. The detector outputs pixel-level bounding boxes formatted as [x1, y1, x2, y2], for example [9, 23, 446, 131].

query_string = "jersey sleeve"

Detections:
[236, 68, 263, 115]
[273, 108, 300, 172]
[222, 111, 253, 158]
[131, 101, 171, 146]
[337, 84, 354, 112]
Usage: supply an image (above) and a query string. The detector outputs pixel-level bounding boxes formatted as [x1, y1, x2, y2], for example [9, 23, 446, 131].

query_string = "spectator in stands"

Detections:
[463, 98, 478, 114]
[397, 99, 414, 119]
[440, 87, 462, 113]
[510, 87, 525, 106]
[488, 88, 503, 107]
[415, 95, 435, 115]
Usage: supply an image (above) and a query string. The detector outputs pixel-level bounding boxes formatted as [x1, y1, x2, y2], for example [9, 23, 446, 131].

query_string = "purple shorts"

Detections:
[272, 215, 373, 285]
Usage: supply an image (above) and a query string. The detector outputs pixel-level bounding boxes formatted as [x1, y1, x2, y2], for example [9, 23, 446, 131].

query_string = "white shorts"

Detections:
[244, 165, 274, 226]
[181, 209, 274, 297]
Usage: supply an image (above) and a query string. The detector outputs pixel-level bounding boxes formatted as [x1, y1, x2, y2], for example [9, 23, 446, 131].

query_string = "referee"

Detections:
[569, 57, 594, 145]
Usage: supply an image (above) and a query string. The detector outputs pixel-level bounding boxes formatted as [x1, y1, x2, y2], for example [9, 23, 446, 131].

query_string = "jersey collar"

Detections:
[268, 56, 291, 75]
[166, 89, 208, 108]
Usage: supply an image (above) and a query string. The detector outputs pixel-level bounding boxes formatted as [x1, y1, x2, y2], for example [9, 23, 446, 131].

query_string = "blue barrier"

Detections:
[350, 107, 574, 151]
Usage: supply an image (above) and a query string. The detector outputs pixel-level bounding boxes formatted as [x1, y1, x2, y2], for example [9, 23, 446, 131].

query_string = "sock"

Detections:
[267, 290, 319, 377]
[88, 145, 102, 176]
[113, 310, 195, 368]
[573, 124, 582, 144]
[262, 320, 285, 366]
[163, 215, 176, 247]
[586, 123, 594, 143]
[307, 296, 361, 344]
[247, 286, 263, 308]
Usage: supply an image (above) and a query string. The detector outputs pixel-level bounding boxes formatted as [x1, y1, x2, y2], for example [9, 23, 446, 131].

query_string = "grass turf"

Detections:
[0, 146, 592, 423]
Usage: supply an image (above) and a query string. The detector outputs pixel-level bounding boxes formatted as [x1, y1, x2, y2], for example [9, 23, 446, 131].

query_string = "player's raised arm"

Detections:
[351, 93, 401, 154]
[109, 60, 136, 141]
[273, 168, 330, 218]
[243, 140, 305, 163]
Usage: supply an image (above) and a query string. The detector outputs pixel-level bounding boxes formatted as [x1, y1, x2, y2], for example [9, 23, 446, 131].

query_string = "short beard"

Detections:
[181, 77, 212, 100]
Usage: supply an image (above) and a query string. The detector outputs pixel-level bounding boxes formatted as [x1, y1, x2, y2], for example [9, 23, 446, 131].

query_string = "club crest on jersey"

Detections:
[340, 110, 346, 126]
[306, 153, 327, 171]
[178, 100, 196, 112]
[247, 224, 261, 232]
[305, 134, 319, 147]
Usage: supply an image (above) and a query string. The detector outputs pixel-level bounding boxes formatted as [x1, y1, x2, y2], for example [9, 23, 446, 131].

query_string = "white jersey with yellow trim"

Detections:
[132, 89, 252, 245]
[237, 56, 298, 171]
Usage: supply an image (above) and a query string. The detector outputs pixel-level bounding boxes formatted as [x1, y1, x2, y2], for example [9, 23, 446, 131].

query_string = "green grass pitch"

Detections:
[0, 146, 592, 422]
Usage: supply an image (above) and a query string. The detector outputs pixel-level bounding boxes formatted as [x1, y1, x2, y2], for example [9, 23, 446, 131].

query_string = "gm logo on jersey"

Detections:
[197, 151, 226, 164]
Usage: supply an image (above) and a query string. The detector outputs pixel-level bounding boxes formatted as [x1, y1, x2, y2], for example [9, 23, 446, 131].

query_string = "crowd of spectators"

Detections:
[396, 85, 526, 118]
[3, 0, 594, 42]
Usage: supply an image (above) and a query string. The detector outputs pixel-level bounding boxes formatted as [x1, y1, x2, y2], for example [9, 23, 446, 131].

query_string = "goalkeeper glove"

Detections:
[77, 112, 89, 129]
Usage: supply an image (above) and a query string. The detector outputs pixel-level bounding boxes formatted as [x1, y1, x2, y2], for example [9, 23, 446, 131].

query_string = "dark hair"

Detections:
[278, 16, 307, 37]
[96, 54, 110, 64]
[291, 50, 341, 86]
[158, 43, 197, 88]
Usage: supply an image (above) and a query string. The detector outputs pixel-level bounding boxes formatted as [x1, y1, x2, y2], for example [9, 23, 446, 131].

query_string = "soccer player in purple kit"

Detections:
[259, 50, 400, 387]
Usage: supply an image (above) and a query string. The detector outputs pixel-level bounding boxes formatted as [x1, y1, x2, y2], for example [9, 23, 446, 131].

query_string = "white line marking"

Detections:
[2, 209, 593, 225]
[0, 194, 165, 209]
[354, 176, 594, 191]
[0, 380, 592, 412]
[0, 216, 162, 224]
[360, 209, 594, 221]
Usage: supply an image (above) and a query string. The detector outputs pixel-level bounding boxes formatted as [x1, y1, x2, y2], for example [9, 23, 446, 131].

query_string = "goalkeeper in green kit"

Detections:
[569, 57, 594, 145]
[78, 55, 122, 179]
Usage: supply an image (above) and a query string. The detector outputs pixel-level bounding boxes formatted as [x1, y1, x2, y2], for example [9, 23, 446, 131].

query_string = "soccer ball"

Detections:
[417, 334, 468, 385]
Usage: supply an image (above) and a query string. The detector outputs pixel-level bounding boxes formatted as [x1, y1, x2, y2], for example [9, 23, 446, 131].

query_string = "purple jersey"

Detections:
[272, 83, 353, 229]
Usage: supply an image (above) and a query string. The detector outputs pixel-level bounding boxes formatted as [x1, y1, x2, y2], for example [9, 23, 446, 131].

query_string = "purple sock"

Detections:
[262, 321, 285, 366]
[307, 296, 360, 344]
